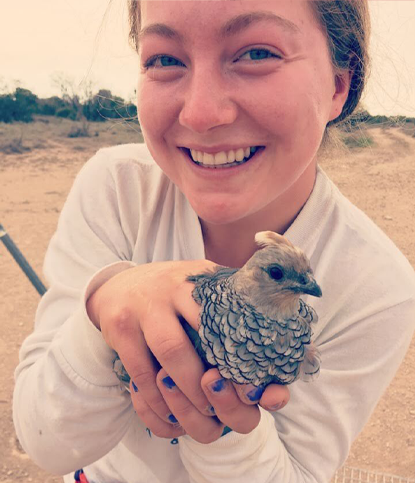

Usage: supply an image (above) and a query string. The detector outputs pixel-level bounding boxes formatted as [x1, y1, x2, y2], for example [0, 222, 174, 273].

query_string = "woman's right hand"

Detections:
[86, 260, 223, 438]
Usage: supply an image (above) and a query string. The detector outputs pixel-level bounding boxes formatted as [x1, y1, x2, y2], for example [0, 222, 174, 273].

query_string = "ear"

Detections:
[328, 68, 353, 122]
[255, 231, 294, 249]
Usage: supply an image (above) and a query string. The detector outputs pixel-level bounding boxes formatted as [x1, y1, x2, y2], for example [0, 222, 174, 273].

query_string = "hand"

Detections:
[86, 260, 217, 437]
[153, 367, 290, 443]
[86, 260, 290, 442]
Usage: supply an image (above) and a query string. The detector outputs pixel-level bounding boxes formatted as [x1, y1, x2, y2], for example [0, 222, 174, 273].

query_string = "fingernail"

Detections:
[221, 426, 233, 437]
[207, 405, 216, 415]
[162, 376, 176, 389]
[268, 402, 284, 412]
[132, 381, 138, 393]
[208, 378, 226, 393]
[246, 385, 265, 402]
[168, 413, 178, 424]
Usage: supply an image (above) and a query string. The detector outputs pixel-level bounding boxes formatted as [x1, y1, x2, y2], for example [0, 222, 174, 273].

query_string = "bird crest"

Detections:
[255, 231, 294, 249]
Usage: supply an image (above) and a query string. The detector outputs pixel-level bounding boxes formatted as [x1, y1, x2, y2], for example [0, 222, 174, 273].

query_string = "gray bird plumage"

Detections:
[113, 231, 322, 390]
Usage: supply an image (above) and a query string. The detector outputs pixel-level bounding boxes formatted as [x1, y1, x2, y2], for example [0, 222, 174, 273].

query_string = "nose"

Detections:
[178, 66, 237, 133]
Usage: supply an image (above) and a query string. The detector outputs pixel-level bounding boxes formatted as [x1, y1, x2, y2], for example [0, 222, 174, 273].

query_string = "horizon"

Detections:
[1, 1, 415, 117]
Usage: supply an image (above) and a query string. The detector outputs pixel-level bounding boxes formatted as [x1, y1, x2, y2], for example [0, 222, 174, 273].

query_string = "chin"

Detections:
[192, 203, 248, 226]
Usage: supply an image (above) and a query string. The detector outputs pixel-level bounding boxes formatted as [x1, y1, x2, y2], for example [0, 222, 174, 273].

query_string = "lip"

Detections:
[179, 146, 265, 177]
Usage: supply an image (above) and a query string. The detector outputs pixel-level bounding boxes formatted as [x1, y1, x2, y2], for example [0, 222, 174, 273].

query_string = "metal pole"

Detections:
[0, 223, 47, 296]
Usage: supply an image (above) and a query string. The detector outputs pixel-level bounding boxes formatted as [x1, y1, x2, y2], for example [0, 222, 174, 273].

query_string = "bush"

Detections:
[83, 89, 137, 122]
[68, 120, 91, 138]
[342, 133, 374, 149]
[37, 96, 67, 116]
[0, 88, 38, 123]
[0, 136, 31, 154]
[14, 88, 38, 122]
[56, 107, 77, 120]
[0, 94, 15, 123]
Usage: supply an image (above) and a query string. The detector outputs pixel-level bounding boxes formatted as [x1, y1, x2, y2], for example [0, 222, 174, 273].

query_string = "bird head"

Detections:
[232, 231, 322, 318]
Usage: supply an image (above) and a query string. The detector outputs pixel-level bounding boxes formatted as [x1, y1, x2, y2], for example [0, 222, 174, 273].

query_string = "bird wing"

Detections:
[187, 266, 238, 304]
[297, 298, 321, 381]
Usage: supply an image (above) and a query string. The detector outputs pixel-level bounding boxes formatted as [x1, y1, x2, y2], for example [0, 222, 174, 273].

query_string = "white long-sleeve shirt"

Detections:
[13, 143, 415, 483]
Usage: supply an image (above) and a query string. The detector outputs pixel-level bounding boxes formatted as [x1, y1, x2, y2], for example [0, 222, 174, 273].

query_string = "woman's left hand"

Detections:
[154, 367, 290, 442]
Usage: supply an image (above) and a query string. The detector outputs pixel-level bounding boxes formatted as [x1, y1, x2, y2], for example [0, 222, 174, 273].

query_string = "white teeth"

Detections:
[188, 146, 259, 166]
[235, 148, 245, 162]
[203, 153, 215, 165]
[214, 151, 228, 164]
[227, 150, 236, 163]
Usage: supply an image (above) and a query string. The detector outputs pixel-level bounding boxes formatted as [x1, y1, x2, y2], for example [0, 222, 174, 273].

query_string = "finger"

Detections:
[201, 369, 261, 435]
[107, 308, 174, 423]
[156, 369, 224, 444]
[130, 381, 186, 439]
[259, 384, 290, 412]
[143, 306, 213, 416]
[232, 382, 267, 405]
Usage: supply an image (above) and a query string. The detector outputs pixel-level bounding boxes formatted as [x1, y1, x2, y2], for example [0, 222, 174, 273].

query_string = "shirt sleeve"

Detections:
[12, 152, 138, 475]
[178, 297, 415, 483]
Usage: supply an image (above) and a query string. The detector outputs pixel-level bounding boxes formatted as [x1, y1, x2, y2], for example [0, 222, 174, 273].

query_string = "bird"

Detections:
[113, 231, 322, 390]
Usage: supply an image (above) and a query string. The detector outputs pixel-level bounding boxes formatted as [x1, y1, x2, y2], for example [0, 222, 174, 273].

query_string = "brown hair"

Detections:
[127, 0, 370, 126]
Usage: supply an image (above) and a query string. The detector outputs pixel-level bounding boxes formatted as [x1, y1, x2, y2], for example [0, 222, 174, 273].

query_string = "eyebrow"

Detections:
[138, 11, 300, 43]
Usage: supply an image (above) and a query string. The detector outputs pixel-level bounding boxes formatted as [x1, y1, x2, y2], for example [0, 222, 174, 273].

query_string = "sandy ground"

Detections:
[0, 120, 414, 482]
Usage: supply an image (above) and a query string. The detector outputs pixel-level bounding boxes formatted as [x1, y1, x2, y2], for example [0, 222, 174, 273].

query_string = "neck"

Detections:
[201, 165, 316, 268]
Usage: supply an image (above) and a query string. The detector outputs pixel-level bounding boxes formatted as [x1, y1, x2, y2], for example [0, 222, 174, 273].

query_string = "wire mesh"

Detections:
[333, 467, 415, 483]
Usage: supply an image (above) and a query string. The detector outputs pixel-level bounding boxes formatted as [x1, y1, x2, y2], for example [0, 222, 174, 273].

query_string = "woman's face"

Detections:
[137, 0, 349, 226]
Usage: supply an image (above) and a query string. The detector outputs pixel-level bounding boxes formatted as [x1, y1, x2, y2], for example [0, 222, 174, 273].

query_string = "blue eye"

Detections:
[238, 49, 281, 62]
[144, 55, 185, 68]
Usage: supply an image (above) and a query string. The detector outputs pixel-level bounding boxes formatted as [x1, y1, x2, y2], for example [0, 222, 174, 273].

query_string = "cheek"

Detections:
[137, 78, 178, 141]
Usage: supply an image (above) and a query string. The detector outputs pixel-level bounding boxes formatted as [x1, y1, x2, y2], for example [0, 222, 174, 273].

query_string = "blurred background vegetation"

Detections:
[0, 75, 137, 125]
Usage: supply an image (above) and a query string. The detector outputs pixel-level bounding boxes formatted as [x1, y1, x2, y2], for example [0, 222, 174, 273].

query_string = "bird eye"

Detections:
[269, 266, 284, 281]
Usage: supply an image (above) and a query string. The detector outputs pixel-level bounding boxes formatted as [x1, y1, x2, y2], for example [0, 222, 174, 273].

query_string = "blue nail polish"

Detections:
[168, 413, 178, 423]
[221, 426, 233, 437]
[247, 385, 265, 401]
[209, 378, 226, 392]
[132, 381, 138, 393]
[162, 376, 176, 389]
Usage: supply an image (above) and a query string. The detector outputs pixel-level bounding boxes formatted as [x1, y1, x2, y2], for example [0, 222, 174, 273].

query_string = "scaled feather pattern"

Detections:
[113, 231, 322, 390]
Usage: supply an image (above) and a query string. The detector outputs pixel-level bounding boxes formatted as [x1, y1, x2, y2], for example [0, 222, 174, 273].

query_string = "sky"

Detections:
[1, 1, 415, 116]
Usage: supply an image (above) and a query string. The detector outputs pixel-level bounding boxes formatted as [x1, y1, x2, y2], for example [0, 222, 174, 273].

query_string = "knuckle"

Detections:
[130, 366, 156, 388]
[214, 397, 240, 415]
[149, 397, 171, 418]
[170, 399, 195, 419]
[109, 306, 135, 337]
[155, 336, 188, 363]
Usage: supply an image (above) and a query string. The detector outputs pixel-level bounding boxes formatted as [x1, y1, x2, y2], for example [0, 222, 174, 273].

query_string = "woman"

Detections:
[13, 1, 415, 482]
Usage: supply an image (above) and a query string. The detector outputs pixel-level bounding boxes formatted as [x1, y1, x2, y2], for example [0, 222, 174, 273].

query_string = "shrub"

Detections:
[56, 107, 77, 120]
[0, 136, 31, 154]
[68, 120, 91, 138]
[0, 88, 38, 123]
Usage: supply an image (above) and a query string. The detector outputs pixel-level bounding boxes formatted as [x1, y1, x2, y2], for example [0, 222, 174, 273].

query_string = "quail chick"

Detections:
[113, 231, 322, 389]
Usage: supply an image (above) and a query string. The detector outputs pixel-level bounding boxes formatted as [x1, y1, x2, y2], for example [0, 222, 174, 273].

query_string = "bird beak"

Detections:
[302, 278, 322, 298]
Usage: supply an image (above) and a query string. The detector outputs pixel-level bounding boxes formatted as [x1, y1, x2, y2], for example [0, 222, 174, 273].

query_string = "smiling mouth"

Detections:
[181, 146, 264, 168]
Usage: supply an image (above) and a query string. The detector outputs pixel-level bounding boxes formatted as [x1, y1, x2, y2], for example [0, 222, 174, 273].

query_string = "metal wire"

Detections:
[333, 466, 415, 483]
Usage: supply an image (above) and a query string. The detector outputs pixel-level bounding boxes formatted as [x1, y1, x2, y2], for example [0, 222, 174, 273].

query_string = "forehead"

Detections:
[139, 0, 319, 39]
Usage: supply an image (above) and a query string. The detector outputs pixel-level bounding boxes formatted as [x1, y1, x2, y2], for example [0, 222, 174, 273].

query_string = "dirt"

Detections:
[0, 122, 414, 482]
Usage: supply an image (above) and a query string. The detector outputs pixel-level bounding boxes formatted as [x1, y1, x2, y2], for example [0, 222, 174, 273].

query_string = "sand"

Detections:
[0, 120, 414, 482]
